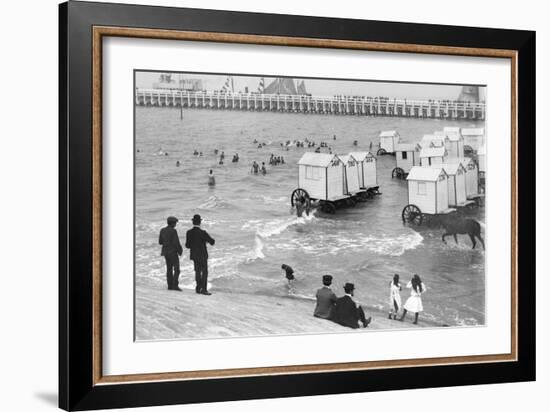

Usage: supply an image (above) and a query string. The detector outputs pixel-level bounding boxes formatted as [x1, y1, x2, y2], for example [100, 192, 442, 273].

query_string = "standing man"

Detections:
[185, 214, 215, 295]
[314, 275, 337, 319]
[330, 283, 372, 328]
[158, 216, 183, 291]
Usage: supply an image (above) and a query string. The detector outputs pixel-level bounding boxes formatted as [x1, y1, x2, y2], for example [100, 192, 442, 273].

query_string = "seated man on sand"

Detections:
[330, 283, 372, 329]
[314, 275, 337, 319]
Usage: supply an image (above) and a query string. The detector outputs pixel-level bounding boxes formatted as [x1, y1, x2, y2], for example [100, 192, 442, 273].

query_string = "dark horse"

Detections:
[441, 216, 485, 250]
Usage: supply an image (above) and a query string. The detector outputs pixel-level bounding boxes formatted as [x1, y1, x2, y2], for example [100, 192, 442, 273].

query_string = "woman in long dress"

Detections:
[399, 274, 426, 325]
[388, 274, 402, 320]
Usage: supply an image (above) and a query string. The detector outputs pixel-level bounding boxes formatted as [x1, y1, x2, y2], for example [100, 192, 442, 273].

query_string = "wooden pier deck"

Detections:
[135, 88, 485, 120]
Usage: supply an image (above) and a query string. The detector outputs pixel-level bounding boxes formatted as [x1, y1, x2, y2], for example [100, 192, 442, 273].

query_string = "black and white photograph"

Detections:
[134, 71, 487, 341]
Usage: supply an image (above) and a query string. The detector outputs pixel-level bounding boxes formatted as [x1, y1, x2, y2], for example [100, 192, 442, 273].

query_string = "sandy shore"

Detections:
[135, 282, 429, 340]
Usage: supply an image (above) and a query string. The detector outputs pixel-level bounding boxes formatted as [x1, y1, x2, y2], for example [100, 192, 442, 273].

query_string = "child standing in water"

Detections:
[399, 274, 426, 325]
[388, 274, 402, 320]
[281, 264, 295, 293]
[207, 169, 215, 187]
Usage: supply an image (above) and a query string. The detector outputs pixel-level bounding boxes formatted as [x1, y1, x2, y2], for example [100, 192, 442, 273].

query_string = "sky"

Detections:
[136, 71, 484, 101]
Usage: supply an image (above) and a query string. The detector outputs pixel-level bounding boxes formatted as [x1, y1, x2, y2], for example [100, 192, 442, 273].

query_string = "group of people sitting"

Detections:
[312, 273, 427, 329]
[313, 275, 372, 329]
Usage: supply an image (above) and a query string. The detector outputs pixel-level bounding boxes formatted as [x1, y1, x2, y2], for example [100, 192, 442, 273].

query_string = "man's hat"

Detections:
[192, 214, 202, 224]
[322, 275, 333, 284]
[167, 216, 178, 224]
[343, 282, 355, 292]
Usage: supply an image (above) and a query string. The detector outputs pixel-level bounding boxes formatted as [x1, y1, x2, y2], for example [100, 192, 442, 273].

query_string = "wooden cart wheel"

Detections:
[392, 167, 405, 179]
[321, 202, 336, 214]
[290, 188, 310, 207]
[376, 148, 387, 156]
[346, 197, 357, 207]
[401, 204, 423, 225]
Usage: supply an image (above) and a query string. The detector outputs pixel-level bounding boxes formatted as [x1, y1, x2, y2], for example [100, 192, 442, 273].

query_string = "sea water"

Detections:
[135, 107, 486, 328]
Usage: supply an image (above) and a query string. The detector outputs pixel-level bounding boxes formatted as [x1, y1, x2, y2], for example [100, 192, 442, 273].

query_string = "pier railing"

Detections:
[135, 88, 485, 120]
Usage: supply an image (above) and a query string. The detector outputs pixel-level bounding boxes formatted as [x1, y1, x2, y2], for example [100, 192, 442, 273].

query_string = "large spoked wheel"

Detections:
[376, 148, 387, 156]
[402, 204, 423, 226]
[392, 167, 405, 179]
[291, 188, 310, 207]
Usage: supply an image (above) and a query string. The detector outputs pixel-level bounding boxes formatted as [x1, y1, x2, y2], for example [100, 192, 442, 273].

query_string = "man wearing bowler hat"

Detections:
[185, 214, 215, 295]
[331, 282, 372, 329]
[158, 216, 184, 291]
[314, 275, 338, 319]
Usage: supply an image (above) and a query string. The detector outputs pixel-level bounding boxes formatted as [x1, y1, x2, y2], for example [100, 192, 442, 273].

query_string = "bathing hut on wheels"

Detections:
[441, 127, 466, 159]
[349, 151, 379, 196]
[377, 130, 401, 156]
[391, 143, 421, 179]
[402, 166, 456, 226]
[419, 146, 448, 167]
[291, 152, 346, 214]
[433, 163, 472, 208]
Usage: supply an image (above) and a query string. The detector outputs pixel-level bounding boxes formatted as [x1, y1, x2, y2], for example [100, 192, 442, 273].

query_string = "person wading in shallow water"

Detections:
[185, 214, 215, 295]
[158, 216, 183, 291]
[207, 169, 215, 186]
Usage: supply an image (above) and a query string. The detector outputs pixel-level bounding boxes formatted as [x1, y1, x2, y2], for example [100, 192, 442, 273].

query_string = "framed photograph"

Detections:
[59, 1, 535, 410]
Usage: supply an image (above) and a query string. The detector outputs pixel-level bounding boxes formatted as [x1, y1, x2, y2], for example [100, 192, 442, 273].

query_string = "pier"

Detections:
[135, 88, 485, 120]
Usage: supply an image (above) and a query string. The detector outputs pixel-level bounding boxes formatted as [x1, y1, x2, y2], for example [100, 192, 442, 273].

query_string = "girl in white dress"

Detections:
[388, 274, 402, 320]
[399, 274, 426, 325]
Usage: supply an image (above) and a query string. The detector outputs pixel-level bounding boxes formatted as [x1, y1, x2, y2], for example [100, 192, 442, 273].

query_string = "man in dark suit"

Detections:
[185, 214, 215, 295]
[331, 283, 372, 329]
[314, 275, 337, 319]
[158, 216, 183, 291]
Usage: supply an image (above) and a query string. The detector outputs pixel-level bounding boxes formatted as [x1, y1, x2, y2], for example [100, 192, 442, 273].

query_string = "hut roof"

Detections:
[395, 143, 421, 152]
[338, 154, 358, 164]
[434, 163, 465, 175]
[298, 152, 339, 167]
[379, 130, 399, 138]
[420, 146, 447, 158]
[421, 134, 448, 147]
[443, 127, 462, 135]
[461, 127, 485, 136]
[407, 166, 447, 182]
[349, 151, 375, 161]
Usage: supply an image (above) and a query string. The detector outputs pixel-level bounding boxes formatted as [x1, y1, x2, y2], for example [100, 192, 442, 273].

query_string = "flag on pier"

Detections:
[257, 77, 265, 93]
[221, 76, 234, 92]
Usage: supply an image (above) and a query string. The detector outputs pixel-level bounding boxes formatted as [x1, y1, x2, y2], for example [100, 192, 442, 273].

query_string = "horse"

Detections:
[441, 216, 485, 250]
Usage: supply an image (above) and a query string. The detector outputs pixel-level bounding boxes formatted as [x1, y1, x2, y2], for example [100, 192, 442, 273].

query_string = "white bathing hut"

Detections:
[433, 163, 468, 207]
[394, 143, 422, 174]
[459, 157, 479, 198]
[406, 166, 450, 214]
[442, 127, 465, 159]
[379, 130, 401, 154]
[420, 146, 448, 167]
[349, 151, 377, 189]
[461, 127, 485, 151]
[297, 152, 346, 201]
[339, 154, 361, 195]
